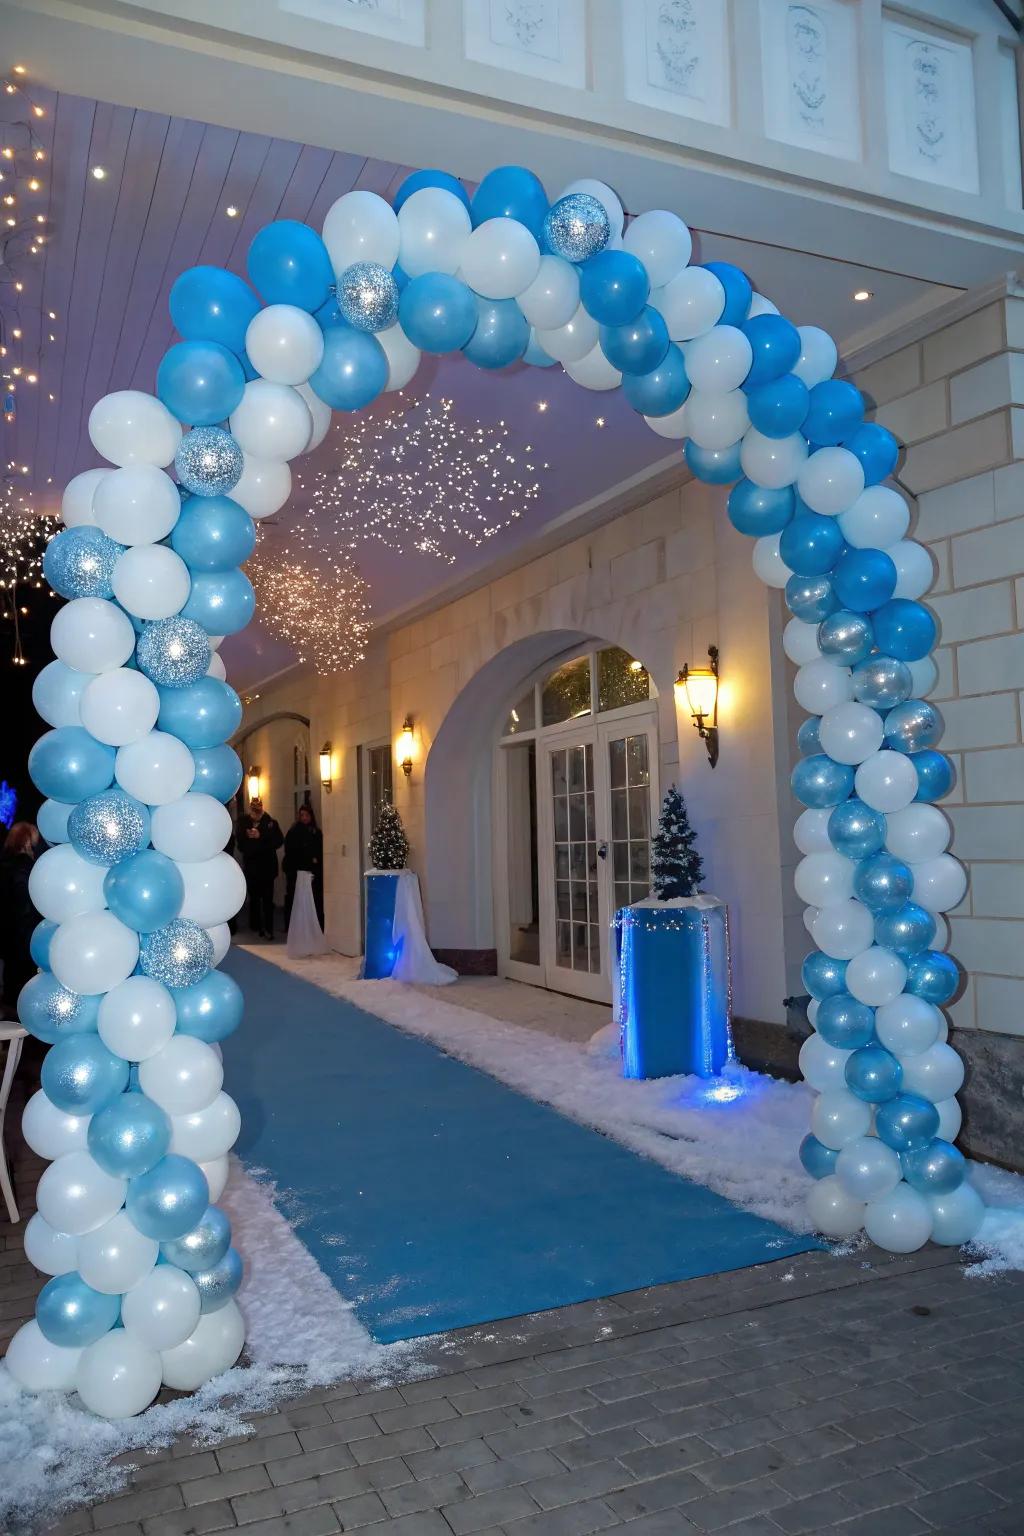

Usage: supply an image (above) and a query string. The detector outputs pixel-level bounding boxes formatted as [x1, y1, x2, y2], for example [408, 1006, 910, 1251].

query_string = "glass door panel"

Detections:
[605, 727, 655, 917]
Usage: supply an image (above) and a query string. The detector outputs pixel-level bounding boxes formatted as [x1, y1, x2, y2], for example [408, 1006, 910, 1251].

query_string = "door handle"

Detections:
[597, 842, 608, 860]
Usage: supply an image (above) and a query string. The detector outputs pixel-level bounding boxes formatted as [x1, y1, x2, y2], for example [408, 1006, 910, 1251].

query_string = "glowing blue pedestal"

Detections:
[614, 898, 732, 1080]
[363, 872, 400, 979]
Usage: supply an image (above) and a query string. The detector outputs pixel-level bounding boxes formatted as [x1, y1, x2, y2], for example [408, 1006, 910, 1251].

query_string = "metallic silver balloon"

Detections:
[853, 852, 914, 915]
[161, 1204, 231, 1273]
[87, 1090, 171, 1179]
[797, 717, 821, 757]
[44, 526, 124, 600]
[874, 901, 936, 956]
[68, 789, 151, 866]
[136, 616, 211, 689]
[543, 194, 610, 263]
[191, 1245, 242, 1312]
[337, 263, 399, 333]
[817, 610, 874, 667]
[139, 919, 214, 988]
[883, 699, 944, 752]
[852, 654, 913, 710]
[785, 573, 837, 624]
[175, 427, 244, 497]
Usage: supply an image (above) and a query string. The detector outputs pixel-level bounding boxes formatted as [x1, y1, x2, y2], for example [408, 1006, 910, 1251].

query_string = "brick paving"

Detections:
[3, 1081, 1024, 1535]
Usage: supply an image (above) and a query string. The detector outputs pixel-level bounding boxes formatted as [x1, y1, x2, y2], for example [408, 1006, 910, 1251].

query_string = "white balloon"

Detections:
[855, 751, 918, 813]
[112, 545, 191, 622]
[62, 467, 110, 528]
[206, 923, 231, 965]
[795, 851, 855, 908]
[838, 486, 910, 550]
[563, 344, 622, 391]
[804, 906, 820, 937]
[864, 1183, 932, 1253]
[460, 218, 540, 300]
[818, 702, 884, 765]
[935, 1096, 962, 1143]
[89, 391, 181, 469]
[200, 1156, 230, 1202]
[651, 267, 724, 341]
[139, 1036, 223, 1116]
[900, 1041, 965, 1101]
[151, 793, 232, 864]
[24, 1211, 79, 1276]
[908, 655, 938, 698]
[643, 400, 689, 439]
[93, 465, 181, 546]
[36, 1151, 126, 1237]
[22, 1091, 90, 1161]
[38, 799, 73, 845]
[685, 326, 752, 394]
[78, 1209, 158, 1294]
[807, 997, 820, 1025]
[740, 429, 808, 489]
[928, 1182, 984, 1245]
[519, 255, 580, 330]
[874, 995, 941, 1057]
[885, 805, 950, 864]
[98, 976, 177, 1062]
[160, 1298, 244, 1390]
[623, 210, 691, 287]
[29, 844, 107, 923]
[792, 327, 837, 388]
[845, 946, 907, 1006]
[807, 1176, 865, 1238]
[811, 1091, 873, 1150]
[5, 1320, 82, 1392]
[685, 390, 749, 451]
[122, 1264, 202, 1351]
[535, 304, 599, 364]
[33, 659, 95, 729]
[295, 382, 332, 452]
[245, 304, 324, 387]
[752, 533, 791, 589]
[76, 1329, 162, 1419]
[560, 177, 624, 237]
[229, 381, 312, 463]
[910, 853, 967, 913]
[80, 669, 160, 748]
[797, 447, 865, 517]
[376, 324, 421, 393]
[784, 619, 821, 667]
[51, 597, 136, 674]
[176, 853, 247, 927]
[50, 911, 139, 996]
[890, 540, 934, 600]
[322, 189, 400, 275]
[812, 899, 874, 961]
[794, 659, 854, 715]
[115, 730, 195, 806]
[397, 187, 472, 278]
[206, 651, 227, 682]
[170, 1091, 241, 1162]
[835, 1137, 902, 1202]
[794, 807, 832, 855]
[230, 454, 291, 520]
[799, 1032, 852, 1092]
[746, 294, 779, 318]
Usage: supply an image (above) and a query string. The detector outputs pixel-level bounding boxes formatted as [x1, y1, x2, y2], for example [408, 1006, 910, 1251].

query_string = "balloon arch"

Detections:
[6, 165, 981, 1419]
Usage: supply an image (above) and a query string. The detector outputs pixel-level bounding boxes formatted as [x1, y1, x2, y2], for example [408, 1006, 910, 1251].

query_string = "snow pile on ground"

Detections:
[966, 1161, 1024, 1278]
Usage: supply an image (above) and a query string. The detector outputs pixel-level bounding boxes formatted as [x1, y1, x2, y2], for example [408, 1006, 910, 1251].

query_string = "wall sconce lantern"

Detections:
[676, 646, 720, 768]
[246, 764, 261, 800]
[319, 741, 333, 794]
[398, 716, 415, 779]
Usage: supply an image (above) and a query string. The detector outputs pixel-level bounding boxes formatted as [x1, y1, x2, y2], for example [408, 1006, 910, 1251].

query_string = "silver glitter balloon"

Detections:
[817, 610, 874, 667]
[191, 1246, 242, 1313]
[136, 616, 211, 689]
[68, 789, 151, 866]
[853, 654, 913, 710]
[883, 699, 944, 752]
[543, 193, 610, 263]
[139, 919, 214, 988]
[175, 427, 244, 497]
[160, 1205, 231, 1273]
[337, 263, 399, 333]
[43, 526, 124, 600]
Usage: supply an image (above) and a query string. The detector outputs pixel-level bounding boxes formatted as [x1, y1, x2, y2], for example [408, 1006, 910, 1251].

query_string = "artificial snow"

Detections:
[965, 1161, 1024, 1278]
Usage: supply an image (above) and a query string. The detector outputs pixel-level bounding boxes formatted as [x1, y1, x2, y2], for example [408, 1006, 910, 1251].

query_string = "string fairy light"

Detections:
[0, 473, 58, 663]
[247, 545, 371, 676]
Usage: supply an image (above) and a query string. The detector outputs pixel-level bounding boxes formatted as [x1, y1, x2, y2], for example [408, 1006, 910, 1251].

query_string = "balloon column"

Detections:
[8, 165, 976, 1420]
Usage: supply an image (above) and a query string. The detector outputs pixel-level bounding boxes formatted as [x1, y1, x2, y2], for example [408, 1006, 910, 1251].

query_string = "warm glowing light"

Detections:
[319, 742, 333, 792]
[32, 106, 43, 118]
[853, 289, 873, 302]
[225, 204, 239, 217]
[25, 374, 37, 384]
[12, 65, 26, 76]
[398, 718, 415, 778]
[629, 659, 644, 673]
[27, 177, 40, 191]
[678, 665, 718, 724]
[595, 416, 606, 427]
[91, 165, 107, 180]
[246, 766, 261, 800]
[537, 400, 548, 412]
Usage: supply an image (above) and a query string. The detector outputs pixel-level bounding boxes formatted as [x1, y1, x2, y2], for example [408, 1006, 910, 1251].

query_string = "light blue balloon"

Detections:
[192, 1246, 243, 1313]
[29, 727, 116, 803]
[883, 700, 943, 753]
[308, 325, 388, 411]
[170, 496, 255, 572]
[875, 1092, 940, 1153]
[852, 654, 913, 710]
[905, 950, 959, 1005]
[796, 717, 821, 757]
[727, 480, 794, 538]
[817, 611, 874, 667]
[463, 298, 529, 370]
[815, 993, 875, 1050]
[785, 574, 838, 624]
[43, 526, 124, 600]
[161, 1205, 232, 1273]
[190, 744, 243, 803]
[910, 750, 955, 804]
[802, 951, 848, 1000]
[19, 972, 100, 1045]
[172, 968, 244, 1043]
[845, 1044, 902, 1103]
[579, 250, 649, 327]
[247, 220, 333, 312]
[470, 165, 547, 236]
[169, 266, 261, 356]
[832, 547, 897, 613]
[68, 788, 151, 866]
[600, 306, 669, 376]
[33, 661, 91, 732]
[828, 798, 886, 861]
[621, 345, 689, 417]
[181, 569, 255, 637]
[157, 340, 245, 427]
[36, 1272, 120, 1348]
[799, 1133, 839, 1179]
[524, 334, 557, 368]
[104, 849, 184, 932]
[791, 754, 855, 809]
[875, 902, 936, 957]
[741, 314, 800, 387]
[853, 852, 914, 915]
[37, 798, 73, 845]
[42, 1034, 129, 1115]
[399, 274, 478, 354]
[684, 440, 742, 485]
[871, 598, 936, 662]
[127, 1154, 210, 1240]
[745, 373, 809, 439]
[901, 1138, 965, 1195]
[30, 919, 58, 971]
[89, 1091, 170, 1179]
[157, 677, 242, 749]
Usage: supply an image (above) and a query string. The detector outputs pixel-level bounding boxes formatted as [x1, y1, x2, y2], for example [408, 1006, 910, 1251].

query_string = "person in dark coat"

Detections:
[283, 803, 324, 929]
[236, 798, 283, 939]
[0, 821, 40, 1016]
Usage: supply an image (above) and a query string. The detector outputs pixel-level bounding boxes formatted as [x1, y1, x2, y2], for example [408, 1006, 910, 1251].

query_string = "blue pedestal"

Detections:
[363, 872, 400, 979]
[614, 900, 732, 1080]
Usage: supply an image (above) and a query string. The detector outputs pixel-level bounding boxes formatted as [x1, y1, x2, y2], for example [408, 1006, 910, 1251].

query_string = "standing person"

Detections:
[283, 803, 324, 929]
[236, 797, 283, 939]
[0, 821, 40, 1017]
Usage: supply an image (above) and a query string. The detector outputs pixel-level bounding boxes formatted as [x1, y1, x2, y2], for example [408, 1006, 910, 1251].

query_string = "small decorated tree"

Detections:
[650, 785, 704, 899]
[368, 801, 409, 871]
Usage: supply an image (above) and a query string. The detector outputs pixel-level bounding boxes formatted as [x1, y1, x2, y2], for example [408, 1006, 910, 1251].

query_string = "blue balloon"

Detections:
[828, 798, 886, 861]
[190, 744, 243, 803]
[104, 850, 184, 932]
[785, 574, 838, 623]
[170, 496, 254, 572]
[29, 727, 116, 803]
[910, 749, 955, 803]
[156, 340, 245, 427]
[875, 1093, 940, 1153]
[173, 967, 244, 1043]
[791, 754, 855, 808]
[601, 307, 669, 375]
[470, 165, 547, 236]
[19, 973, 100, 1045]
[524, 334, 557, 368]
[902, 1138, 965, 1195]
[394, 168, 470, 212]
[42, 1034, 129, 1115]
[621, 346, 689, 416]
[314, 290, 343, 331]
[68, 788, 151, 866]
[875, 902, 936, 957]
[88, 1091, 171, 1178]
[846, 1044, 902, 1103]
[727, 480, 794, 537]
[701, 262, 751, 325]
[905, 949, 959, 1005]
[780, 513, 844, 577]
[157, 678, 242, 749]
[845, 422, 899, 486]
[192, 1246, 243, 1313]
[832, 546, 897, 613]
[802, 950, 848, 1000]
[43, 526, 124, 600]
[462, 297, 529, 370]
[745, 374, 809, 439]
[884, 699, 943, 753]
[684, 440, 743, 485]
[36, 1273, 120, 1348]
[816, 993, 876, 1050]
[853, 852, 914, 915]
[127, 1154, 210, 1240]
[30, 919, 58, 971]
[38, 798, 72, 846]
[818, 611, 874, 667]
[247, 220, 333, 312]
[852, 654, 913, 710]
[161, 1204, 232, 1273]
[309, 325, 388, 411]
[871, 599, 936, 662]
[797, 717, 821, 757]
[181, 569, 256, 637]
[802, 380, 864, 446]
[741, 315, 801, 387]
[399, 273, 478, 354]
[169, 266, 261, 356]
[799, 1133, 839, 1179]
[580, 250, 649, 327]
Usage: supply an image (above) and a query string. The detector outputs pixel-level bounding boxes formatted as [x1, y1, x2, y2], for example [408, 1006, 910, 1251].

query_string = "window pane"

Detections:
[611, 788, 628, 841]
[505, 741, 539, 965]
[542, 655, 592, 726]
[608, 737, 626, 789]
[569, 794, 586, 841]
[626, 733, 650, 786]
[503, 688, 535, 735]
[569, 745, 586, 793]
[598, 646, 650, 712]
[614, 881, 631, 912]
[556, 921, 572, 968]
[551, 750, 567, 795]
[553, 796, 568, 841]
[556, 881, 571, 919]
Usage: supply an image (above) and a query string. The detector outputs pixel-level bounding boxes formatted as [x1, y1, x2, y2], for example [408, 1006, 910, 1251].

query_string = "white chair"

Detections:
[0, 1023, 27, 1224]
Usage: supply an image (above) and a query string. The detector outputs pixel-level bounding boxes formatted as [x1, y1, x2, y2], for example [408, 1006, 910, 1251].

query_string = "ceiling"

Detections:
[2, 85, 960, 690]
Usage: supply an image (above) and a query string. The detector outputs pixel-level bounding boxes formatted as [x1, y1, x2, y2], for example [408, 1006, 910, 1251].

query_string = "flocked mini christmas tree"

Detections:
[650, 785, 704, 899]
[368, 801, 409, 871]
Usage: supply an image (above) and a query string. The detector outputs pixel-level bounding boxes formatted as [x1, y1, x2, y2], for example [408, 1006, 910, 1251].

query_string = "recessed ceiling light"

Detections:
[91, 165, 107, 180]
[225, 204, 239, 218]
[537, 401, 548, 412]
[853, 289, 873, 302]
[13, 65, 26, 76]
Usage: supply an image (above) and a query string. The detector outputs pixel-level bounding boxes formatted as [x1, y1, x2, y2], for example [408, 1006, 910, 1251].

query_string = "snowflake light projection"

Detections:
[247, 548, 371, 675]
